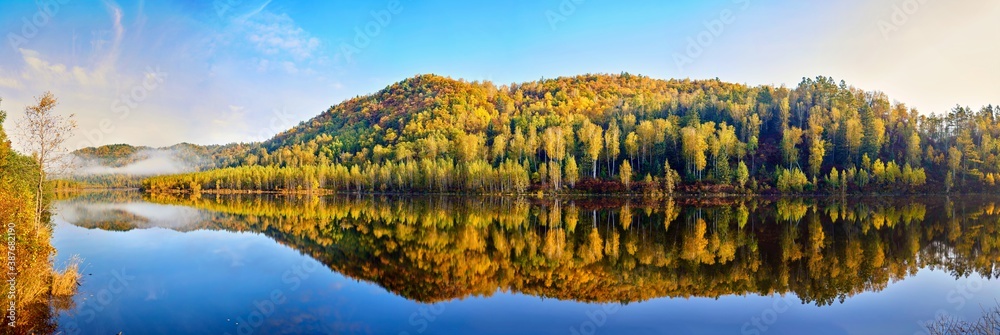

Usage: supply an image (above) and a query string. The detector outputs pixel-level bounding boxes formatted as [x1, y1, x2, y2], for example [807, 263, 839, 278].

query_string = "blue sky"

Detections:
[0, 0, 997, 148]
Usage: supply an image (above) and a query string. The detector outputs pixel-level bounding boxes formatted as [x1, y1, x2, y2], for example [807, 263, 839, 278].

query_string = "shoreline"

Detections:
[54, 187, 990, 199]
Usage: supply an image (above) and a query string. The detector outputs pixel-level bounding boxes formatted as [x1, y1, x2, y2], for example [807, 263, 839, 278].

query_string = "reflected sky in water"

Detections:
[51, 193, 1000, 334]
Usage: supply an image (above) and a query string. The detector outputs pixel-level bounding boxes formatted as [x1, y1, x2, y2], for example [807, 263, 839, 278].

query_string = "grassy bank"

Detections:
[0, 112, 78, 333]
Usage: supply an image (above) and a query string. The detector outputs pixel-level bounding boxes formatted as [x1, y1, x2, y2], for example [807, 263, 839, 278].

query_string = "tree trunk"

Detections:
[36, 169, 44, 225]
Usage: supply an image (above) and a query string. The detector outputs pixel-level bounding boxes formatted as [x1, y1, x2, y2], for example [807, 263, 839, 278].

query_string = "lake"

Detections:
[50, 192, 1000, 334]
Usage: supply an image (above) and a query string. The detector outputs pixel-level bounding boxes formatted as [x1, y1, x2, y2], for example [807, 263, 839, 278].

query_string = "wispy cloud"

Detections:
[16, 2, 128, 88]
[95, 1, 125, 76]
[212, 5, 324, 76]
[234, 0, 272, 23]
[0, 1, 337, 150]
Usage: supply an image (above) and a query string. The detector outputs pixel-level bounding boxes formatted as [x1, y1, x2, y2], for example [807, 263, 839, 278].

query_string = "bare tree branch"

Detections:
[927, 303, 1000, 335]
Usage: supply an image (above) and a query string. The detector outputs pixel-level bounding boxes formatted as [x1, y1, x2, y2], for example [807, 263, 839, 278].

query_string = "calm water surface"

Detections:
[51, 193, 1000, 334]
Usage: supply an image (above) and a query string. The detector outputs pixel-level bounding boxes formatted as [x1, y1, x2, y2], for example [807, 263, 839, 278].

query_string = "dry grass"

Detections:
[0, 188, 79, 332]
[51, 255, 81, 297]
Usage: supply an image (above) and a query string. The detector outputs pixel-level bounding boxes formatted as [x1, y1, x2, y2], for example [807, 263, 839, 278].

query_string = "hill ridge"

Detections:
[73, 73, 1000, 195]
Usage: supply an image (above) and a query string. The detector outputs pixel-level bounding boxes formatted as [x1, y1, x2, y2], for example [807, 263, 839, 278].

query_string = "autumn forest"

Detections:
[93, 73, 994, 195]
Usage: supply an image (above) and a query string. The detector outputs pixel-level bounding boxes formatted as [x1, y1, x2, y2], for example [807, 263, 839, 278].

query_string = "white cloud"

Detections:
[220, 8, 324, 76]
[20, 48, 68, 79]
[2, 0, 337, 150]
[0, 72, 21, 89]
[244, 12, 320, 61]
[14, 1, 127, 89]
[18, 48, 112, 88]
[281, 61, 299, 74]
[213, 105, 247, 126]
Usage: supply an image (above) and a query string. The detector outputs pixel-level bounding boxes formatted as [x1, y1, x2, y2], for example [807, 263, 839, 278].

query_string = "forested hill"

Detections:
[62, 142, 235, 188]
[264, 73, 753, 157]
[142, 73, 998, 194]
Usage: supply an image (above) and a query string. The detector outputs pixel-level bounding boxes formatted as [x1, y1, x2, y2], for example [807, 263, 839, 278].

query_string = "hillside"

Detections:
[135, 73, 995, 194]
[72, 142, 226, 169]
[62, 143, 239, 188]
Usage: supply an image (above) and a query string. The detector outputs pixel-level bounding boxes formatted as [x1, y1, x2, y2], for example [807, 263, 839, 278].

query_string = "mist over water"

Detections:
[73, 148, 206, 176]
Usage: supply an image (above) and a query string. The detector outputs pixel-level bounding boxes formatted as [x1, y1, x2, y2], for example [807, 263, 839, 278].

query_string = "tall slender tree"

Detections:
[16, 92, 76, 224]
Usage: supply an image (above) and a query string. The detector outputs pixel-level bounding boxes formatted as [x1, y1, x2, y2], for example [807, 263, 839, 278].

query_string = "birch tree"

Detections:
[16, 92, 76, 224]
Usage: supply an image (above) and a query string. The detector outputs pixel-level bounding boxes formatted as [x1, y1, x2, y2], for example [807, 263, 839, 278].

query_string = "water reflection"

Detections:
[58, 193, 1000, 308]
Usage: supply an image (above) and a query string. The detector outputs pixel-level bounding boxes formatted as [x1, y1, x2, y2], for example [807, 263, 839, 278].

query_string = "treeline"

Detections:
[136, 74, 996, 194]
[53, 174, 145, 189]
[0, 107, 77, 331]
[143, 159, 532, 194]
